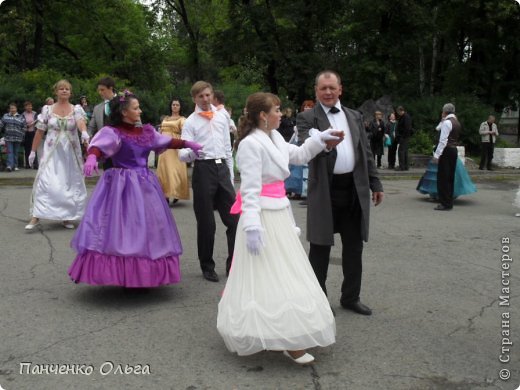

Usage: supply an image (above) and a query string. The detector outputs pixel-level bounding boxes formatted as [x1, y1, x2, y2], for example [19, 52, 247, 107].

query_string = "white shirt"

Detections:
[433, 113, 455, 159]
[179, 104, 234, 179]
[320, 102, 355, 173]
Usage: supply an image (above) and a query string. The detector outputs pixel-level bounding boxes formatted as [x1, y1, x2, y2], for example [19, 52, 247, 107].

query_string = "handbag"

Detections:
[384, 134, 392, 147]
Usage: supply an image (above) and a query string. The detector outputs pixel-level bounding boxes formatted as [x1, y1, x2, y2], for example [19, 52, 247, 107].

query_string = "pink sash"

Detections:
[230, 181, 286, 214]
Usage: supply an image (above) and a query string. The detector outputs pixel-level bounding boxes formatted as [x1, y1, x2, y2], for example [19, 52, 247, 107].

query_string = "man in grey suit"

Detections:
[88, 76, 116, 169]
[297, 70, 384, 316]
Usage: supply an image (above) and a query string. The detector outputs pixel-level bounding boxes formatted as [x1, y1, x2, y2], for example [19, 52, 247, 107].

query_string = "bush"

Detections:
[495, 138, 516, 148]
[409, 130, 435, 155]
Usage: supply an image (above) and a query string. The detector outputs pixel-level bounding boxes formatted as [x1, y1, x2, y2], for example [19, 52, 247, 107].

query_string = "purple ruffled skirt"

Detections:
[69, 167, 182, 287]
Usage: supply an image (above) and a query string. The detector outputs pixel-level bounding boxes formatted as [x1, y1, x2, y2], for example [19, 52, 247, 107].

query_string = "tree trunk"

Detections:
[266, 61, 278, 95]
[164, 0, 201, 82]
[31, 0, 44, 69]
[419, 46, 425, 96]
[429, 6, 438, 96]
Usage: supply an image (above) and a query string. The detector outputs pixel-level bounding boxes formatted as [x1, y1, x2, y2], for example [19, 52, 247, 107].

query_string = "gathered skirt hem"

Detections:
[218, 325, 336, 356]
[68, 250, 181, 287]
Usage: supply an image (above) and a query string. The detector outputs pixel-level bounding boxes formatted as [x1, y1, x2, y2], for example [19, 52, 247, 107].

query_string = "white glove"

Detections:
[28, 151, 36, 168]
[81, 131, 90, 143]
[246, 229, 264, 256]
[226, 157, 234, 185]
[319, 128, 342, 141]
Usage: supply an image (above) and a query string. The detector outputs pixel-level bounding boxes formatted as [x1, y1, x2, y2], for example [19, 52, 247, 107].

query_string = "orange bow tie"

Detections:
[198, 111, 214, 120]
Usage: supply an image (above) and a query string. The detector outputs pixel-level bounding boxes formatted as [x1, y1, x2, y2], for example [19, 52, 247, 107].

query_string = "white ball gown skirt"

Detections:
[217, 207, 336, 356]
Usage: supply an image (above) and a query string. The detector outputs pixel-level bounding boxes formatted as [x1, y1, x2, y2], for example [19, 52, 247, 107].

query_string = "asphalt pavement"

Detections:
[0, 167, 519, 390]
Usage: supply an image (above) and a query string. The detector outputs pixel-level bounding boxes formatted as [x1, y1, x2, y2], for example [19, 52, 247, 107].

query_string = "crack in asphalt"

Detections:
[310, 364, 321, 389]
[448, 293, 520, 336]
[448, 298, 498, 336]
[0, 197, 26, 223]
[39, 229, 56, 264]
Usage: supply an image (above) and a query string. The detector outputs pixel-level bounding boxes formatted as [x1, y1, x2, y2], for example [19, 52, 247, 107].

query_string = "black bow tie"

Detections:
[329, 107, 340, 114]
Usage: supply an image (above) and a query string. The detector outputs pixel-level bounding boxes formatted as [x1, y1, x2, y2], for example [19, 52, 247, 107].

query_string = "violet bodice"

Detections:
[89, 124, 170, 169]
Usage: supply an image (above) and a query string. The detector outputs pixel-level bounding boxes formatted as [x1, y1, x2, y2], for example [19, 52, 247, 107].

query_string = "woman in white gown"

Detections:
[25, 79, 89, 230]
[217, 92, 339, 364]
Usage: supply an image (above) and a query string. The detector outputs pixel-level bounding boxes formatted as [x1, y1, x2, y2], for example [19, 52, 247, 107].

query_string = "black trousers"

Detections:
[308, 173, 363, 303]
[397, 136, 410, 170]
[479, 142, 494, 169]
[437, 146, 458, 208]
[388, 141, 397, 168]
[24, 131, 37, 168]
[192, 159, 239, 273]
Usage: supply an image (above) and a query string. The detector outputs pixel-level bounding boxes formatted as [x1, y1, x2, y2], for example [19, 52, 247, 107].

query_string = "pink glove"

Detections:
[83, 154, 99, 177]
[184, 140, 203, 157]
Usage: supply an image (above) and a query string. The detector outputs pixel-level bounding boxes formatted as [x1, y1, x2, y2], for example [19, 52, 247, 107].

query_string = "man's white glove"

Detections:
[246, 229, 264, 256]
[179, 148, 202, 163]
[28, 151, 36, 168]
[81, 131, 90, 143]
[309, 127, 341, 142]
[226, 157, 234, 186]
[319, 128, 342, 141]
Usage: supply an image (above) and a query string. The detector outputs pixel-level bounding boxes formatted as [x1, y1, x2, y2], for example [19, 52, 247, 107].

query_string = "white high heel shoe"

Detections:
[25, 220, 40, 230]
[283, 351, 315, 365]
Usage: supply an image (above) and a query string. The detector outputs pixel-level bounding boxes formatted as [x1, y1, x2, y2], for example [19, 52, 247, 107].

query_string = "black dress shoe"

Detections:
[434, 204, 452, 211]
[202, 270, 219, 282]
[340, 300, 372, 316]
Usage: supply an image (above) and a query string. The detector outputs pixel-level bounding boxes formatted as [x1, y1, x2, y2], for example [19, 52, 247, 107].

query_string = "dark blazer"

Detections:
[396, 112, 412, 138]
[296, 104, 383, 245]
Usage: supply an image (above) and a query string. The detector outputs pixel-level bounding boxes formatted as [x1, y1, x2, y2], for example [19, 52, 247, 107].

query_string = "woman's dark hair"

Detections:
[236, 92, 280, 150]
[108, 90, 138, 126]
[169, 97, 183, 116]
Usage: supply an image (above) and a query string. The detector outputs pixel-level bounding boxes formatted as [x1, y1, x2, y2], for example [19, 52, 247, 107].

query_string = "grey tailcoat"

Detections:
[296, 104, 383, 245]
[87, 102, 105, 136]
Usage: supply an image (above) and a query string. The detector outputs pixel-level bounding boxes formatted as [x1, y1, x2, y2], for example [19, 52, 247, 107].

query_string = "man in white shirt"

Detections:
[432, 103, 460, 211]
[179, 81, 239, 282]
[478, 115, 499, 170]
[297, 70, 383, 316]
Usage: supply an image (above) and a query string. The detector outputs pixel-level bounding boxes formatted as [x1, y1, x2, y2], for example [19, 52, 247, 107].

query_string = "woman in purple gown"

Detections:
[68, 91, 202, 287]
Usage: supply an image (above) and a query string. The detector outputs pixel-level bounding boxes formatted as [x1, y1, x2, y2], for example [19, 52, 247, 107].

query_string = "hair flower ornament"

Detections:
[118, 89, 134, 102]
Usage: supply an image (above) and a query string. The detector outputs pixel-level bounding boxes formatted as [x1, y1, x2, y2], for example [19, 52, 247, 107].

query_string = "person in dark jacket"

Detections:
[385, 112, 398, 169]
[277, 107, 296, 142]
[395, 106, 413, 171]
[296, 70, 384, 316]
[369, 111, 385, 168]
